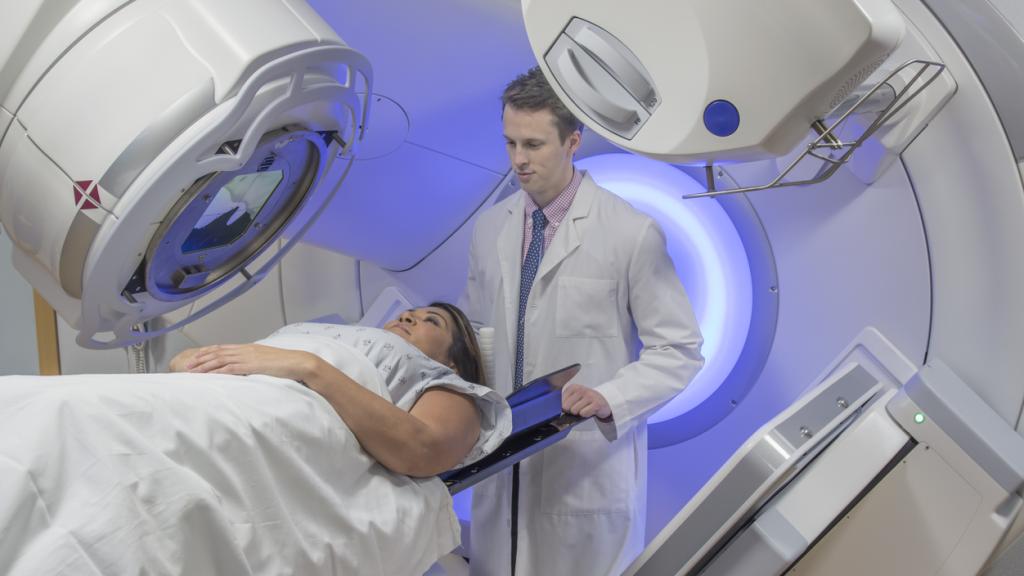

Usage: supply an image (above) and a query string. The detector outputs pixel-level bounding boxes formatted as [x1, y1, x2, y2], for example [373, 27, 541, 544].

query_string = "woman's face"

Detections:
[383, 307, 456, 368]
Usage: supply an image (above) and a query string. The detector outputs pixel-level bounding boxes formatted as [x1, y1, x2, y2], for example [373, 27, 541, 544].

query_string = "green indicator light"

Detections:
[914, 412, 926, 424]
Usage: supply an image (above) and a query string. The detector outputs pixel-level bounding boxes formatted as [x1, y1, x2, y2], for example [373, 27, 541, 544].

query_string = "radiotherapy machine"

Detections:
[2, 0, 1024, 574]
[521, 1, 1024, 574]
[0, 0, 370, 347]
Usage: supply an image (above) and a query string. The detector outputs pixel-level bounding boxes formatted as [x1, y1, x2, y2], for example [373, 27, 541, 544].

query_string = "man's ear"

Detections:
[567, 129, 582, 156]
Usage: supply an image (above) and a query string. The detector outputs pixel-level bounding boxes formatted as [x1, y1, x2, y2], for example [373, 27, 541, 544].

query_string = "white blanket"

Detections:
[0, 342, 469, 575]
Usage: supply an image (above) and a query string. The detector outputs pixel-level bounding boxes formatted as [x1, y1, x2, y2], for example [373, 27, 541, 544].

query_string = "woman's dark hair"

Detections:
[430, 301, 486, 386]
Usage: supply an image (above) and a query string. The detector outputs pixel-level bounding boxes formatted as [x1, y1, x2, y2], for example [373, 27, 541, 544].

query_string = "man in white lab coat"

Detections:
[461, 67, 704, 576]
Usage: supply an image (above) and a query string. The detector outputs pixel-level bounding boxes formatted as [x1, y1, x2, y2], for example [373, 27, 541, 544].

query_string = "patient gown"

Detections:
[0, 324, 510, 576]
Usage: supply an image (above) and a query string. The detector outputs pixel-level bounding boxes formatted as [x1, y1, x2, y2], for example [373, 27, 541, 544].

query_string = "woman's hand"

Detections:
[168, 348, 199, 373]
[185, 344, 320, 382]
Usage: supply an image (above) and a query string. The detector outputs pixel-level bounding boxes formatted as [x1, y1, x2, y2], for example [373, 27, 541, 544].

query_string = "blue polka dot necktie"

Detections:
[515, 208, 548, 391]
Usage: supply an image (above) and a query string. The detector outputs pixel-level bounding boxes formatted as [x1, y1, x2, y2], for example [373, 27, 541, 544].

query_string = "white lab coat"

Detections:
[461, 173, 704, 576]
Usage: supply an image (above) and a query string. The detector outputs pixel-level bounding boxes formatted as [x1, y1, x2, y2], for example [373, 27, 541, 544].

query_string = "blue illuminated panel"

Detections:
[577, 154, 754, 430]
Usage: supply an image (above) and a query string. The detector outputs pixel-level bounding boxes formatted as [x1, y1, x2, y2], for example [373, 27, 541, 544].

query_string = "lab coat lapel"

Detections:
[535, 173, 595, 282]
[497, 193, 525, 350]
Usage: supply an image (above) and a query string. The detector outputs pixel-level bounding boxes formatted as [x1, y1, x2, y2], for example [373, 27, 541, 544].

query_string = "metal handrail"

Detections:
[685, 59, 947, 199]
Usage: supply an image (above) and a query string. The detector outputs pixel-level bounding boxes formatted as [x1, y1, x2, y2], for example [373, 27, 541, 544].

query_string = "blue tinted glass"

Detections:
[182, 170, 283, 253]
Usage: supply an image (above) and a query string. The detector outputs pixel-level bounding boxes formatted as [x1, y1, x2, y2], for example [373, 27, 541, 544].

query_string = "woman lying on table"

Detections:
[170, 301, 508, 476]
[0, 303, 508, 575]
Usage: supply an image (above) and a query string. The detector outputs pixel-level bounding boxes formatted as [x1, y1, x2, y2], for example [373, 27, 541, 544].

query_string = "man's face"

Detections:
[503, 105, 580, 206]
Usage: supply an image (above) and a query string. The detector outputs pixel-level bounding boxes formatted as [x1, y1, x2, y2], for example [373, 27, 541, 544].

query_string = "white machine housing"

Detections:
[624, 330, 1024, 575]
[522, 0, 906, 163]
[521, 0, 1024, 574]
[0, 0, 370, 348]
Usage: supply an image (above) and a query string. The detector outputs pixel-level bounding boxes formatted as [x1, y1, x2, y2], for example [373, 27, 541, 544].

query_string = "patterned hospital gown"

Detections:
[258, 322, 510, 466]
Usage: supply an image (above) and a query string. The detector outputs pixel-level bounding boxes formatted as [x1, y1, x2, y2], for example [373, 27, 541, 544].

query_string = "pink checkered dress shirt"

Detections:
[521, 168, 584, 263]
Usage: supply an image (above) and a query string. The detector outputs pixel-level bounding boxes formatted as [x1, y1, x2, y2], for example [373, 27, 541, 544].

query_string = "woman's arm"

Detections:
[168, 347, 203, 372]
[311, 369, 482, 477]
[186, 344, 482, 477]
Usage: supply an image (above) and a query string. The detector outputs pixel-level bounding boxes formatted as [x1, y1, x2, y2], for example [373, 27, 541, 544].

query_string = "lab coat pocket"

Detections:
[540, 428, 636, 515]
[555, 277, 618, 338]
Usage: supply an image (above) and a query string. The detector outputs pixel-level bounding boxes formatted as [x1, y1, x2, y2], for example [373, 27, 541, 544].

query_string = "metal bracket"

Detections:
[685, 59, 947, 199]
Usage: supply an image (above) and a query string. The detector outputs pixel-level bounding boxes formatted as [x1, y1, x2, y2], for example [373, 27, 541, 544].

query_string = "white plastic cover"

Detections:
[522, 0, 905, 163]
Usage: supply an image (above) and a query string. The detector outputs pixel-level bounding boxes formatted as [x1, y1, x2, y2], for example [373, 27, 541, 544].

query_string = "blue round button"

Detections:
[704, 99, 740, 137]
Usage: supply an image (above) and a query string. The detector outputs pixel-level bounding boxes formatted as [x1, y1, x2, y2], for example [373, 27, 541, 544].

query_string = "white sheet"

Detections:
[0, 340, 477, 575]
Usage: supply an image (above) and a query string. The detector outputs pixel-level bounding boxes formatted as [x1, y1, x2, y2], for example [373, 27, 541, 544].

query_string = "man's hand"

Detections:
[562, 384, 612, 420]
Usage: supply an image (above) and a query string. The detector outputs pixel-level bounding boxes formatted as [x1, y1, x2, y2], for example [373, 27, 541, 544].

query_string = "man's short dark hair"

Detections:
[502, 66, 584, 143]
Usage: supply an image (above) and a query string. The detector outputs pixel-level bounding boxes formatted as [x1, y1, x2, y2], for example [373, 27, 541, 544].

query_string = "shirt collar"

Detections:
[524, 168, 583, 228]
